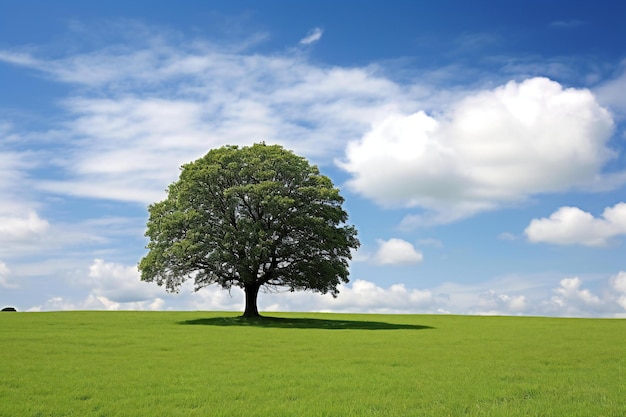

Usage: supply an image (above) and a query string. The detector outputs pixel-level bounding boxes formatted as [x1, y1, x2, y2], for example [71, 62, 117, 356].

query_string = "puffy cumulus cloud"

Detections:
[535, 274, 626, 317]
[7, 27, 619, 217]
[612, 271, 626, 293]
[23, 271, 626, 317]
[328, 280, 435, 313]
[611, 271, 626, 310]
[543, 277, 606, 317]
[472, 290, 528, 316]
[299, 27, 324, 45]
[181, 282, 245, 311]
[87, 259, 163, 303]
[341, 77, 616, 225]
[446, 274, 626, 318]
[259, 279, 437, 314]
[525, 203, 626, 246]
[0, 211, 50, 242]
[430, 279, 536, 317]
[59, 261, 244, 312]
[372, 238, 424, 265]
[27, 297, 72, 312]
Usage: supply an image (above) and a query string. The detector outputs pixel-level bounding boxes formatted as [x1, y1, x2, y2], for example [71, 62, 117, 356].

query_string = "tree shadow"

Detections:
[179, 316, 434, 330]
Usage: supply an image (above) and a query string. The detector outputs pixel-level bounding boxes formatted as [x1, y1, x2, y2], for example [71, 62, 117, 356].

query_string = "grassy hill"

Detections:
[1, 311, 625, 416]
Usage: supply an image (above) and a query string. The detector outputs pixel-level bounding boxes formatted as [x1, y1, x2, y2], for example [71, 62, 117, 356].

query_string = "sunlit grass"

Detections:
[1, 311, 625, 416]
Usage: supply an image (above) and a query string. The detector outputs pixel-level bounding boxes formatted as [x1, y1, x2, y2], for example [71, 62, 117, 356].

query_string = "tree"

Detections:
[139, 143, 359, 318]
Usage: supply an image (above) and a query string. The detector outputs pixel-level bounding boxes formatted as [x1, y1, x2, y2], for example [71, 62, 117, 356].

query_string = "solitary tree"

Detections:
[139, 143, 359, 318]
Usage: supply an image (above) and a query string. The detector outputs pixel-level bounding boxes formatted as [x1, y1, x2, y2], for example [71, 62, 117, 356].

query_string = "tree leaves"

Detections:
[139, 143, 359, 307]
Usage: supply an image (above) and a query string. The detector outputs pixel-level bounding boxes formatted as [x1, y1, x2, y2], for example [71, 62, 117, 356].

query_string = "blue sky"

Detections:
[1, 0, 626, 316]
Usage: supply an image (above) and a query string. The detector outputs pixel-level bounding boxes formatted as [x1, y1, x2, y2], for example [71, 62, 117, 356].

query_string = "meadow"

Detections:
[0, 311, 624, 416]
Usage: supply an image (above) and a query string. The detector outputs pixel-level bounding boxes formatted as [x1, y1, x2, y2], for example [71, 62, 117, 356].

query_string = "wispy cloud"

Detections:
[299, 27, 324, 45]
[3, 25, 620, 222]
[549, 20, 585, 29]
[0, 29, 405, 205]
[2, 17, 625, 318]
[452, 32, 502, 54]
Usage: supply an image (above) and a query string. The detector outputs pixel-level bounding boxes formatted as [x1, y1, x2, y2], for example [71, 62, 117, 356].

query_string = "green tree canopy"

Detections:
[139, 143, 359, 317]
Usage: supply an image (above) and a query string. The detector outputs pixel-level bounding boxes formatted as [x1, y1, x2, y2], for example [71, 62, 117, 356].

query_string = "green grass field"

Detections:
[1, 311, 624, 416]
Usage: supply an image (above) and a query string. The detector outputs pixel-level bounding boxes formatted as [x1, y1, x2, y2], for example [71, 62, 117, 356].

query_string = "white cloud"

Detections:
[341, 77, 617, 225]
[612, 271, 626, 292]
[543, 277, 605, 317]
[24, 266, 626, 317]
[26, 278, 438, 314]
[1, 34, 404, 205]
[436, 273, 626, 318]
[299, 27, 324, 45]
[524, 203, 626, 246]
[258, 275, 621, 317]
[27, 259, 170, 311]
[7, 30, 618, 220]
[472, 290, 527, 315]
[498, 232, 518, 241]
[0, 261, 18, 289]
[0, 130, 43, 215]
[259, 279, 436, 314]
[430, 279, 534, 317]
[0, 151, 28, 191]
[0, 261, 9, 276]
[27, 295, 166, 312]
[0, 51, 42, 67]
[182, 282, 245, 311]
[611, 271, 626, 310]
[549, 20, 585, 29]
[416, 238, 443, 248]
[372, 238, 424, 265]
[0, 211, 50, 241]
[76, 260, 243, 311]
[323, 280, 435, 313]
[595, 61, 626, 118]
[86, 258, 163, 303]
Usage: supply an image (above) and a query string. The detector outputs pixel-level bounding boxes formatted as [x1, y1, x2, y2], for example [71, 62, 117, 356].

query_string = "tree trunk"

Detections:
[242, 283, 261, 318]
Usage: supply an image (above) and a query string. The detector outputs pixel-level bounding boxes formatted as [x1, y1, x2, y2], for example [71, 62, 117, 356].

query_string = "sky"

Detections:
[1, 0, 626, 317]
